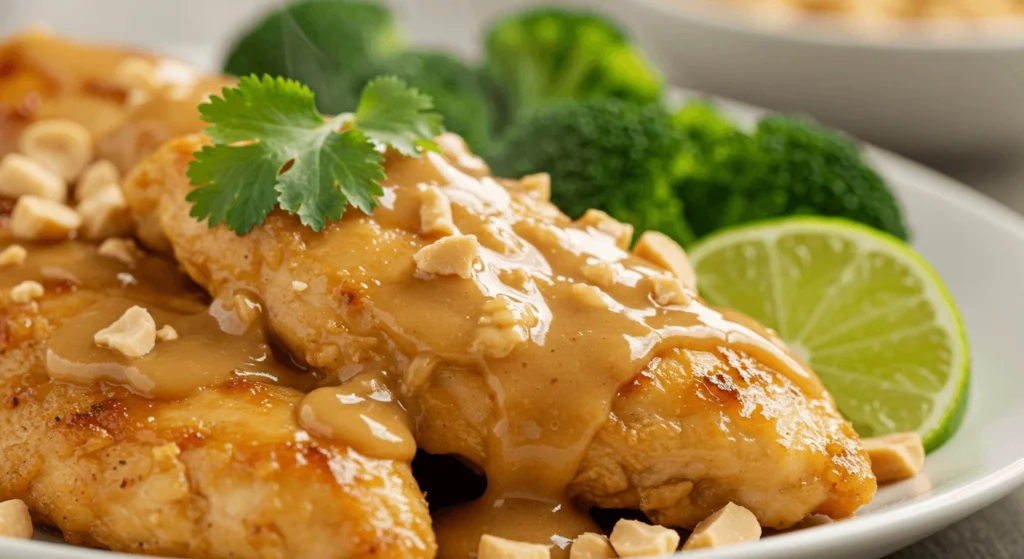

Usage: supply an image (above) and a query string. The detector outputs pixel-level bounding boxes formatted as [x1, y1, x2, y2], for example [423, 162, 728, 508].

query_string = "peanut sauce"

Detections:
[47, 297, 314, 398]
[127, 134, 828, 558]
[2, 32, 846, 558]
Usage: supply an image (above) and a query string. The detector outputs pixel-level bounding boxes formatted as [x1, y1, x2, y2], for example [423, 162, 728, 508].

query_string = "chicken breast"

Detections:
[126, 132, 876, 553]
[0, 236, 436, 559]
[0, 32, 434, 558]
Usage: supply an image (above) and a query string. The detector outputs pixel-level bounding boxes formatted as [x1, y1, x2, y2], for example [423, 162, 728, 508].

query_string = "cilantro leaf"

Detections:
[187, 74, 444, 234]
[355, 76, 444, 156]
[186, 143, 280, 232]
[276, 129, 385, 227]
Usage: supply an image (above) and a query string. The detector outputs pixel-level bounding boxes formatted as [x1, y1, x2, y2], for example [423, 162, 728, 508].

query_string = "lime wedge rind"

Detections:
[688, 217, 970, 452]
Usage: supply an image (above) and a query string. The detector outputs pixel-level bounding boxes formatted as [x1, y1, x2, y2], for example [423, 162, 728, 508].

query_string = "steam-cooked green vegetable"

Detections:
[222, 0, 399, 114]
[483, 8, 663, 128]
[491, 99, 694, 247]
[343, 52, 496, 154]
[674, 103, 910, 241]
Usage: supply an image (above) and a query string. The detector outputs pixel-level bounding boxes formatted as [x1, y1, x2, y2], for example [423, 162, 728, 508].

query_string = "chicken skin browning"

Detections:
[126, 133, 876, 541]
[0, 32, 435, 559]
[0, 29, 874, 556]
[0, 238, 436, 559]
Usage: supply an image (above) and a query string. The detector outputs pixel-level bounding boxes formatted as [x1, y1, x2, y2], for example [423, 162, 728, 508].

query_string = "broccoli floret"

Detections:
[491, 100, 694, 247]
[674, 105, 909, 241]
[483, 8, 663, 130]
[343, 52, 497, 154]
[222, 0, 399, 114]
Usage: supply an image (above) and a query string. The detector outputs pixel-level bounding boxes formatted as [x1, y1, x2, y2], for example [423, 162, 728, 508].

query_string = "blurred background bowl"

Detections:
[4, 0, 1023, 160]
[600, 0, 1024, 159]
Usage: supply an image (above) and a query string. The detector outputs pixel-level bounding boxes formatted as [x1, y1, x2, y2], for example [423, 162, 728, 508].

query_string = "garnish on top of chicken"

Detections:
[125, 129, 876, 554]
[0, 30, 876, 559]
[0, 32, 433, 559]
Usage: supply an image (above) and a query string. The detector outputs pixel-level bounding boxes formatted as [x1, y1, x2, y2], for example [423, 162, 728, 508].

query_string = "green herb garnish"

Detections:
[186, 74, 444, 234]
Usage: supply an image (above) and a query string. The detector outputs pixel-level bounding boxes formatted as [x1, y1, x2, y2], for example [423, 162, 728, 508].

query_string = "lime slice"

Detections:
[687, 217, 969, 452]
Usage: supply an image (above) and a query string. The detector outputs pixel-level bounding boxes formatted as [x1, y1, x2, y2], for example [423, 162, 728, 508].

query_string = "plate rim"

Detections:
[662, 90, 1024, 557]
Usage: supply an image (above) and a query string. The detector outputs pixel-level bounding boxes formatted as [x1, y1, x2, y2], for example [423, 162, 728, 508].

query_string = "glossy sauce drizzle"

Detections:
[1, 239, 319, 398]
[47, 296, 313, 398]
[137, 135, 827, 558]
[2, 34, 836, 555]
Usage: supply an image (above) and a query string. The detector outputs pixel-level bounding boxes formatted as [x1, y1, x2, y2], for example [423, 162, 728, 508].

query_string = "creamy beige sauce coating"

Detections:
[372, 151, 820, 557]
[1, 33, 863, 558]
[299, 372, 417, 461]
[126, 138, 830, 556]
[0, 239, 319, 397]
[47, 297, 313, 398]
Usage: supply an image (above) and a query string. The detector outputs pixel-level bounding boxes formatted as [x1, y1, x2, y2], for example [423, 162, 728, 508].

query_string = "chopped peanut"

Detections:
[403, 353, 441, 393]
[156, 325, 179, 342]
[578, 209, 634, 250]
[292, 280, 309, 292]
[97, 237, 145, 265]
[609, 519, 680, 557]
[10, 280, 44, 304]
[571, 283, 608, 309]
[863, 432, 925, 483]
[113, 57, 158, 90]
[0, 153, 66, 201]
[18, 119, 94, 182]
[634, 231, 697, 290]
[682, 502, 761, 551]
[569, 533, 616, 559]
[11, 195, 81, 241]
[0, 499, 33, 540]
[520, 173, 551, 202]
[791, 515, 833, 529]
[436, 132, 488, 173]
[473, 295, 538, 359]
[649, 275, 692, 306]
[420, 186, 458, 236]
[0, 245, 27, 267]
[94, 306, 157, 358]
[76, 183, 133, 240]
[77, 159, 121, 201]
[231, 293, 262, 327]
[414, 234, 480, 278]
[478, 534, 550, 559]
[581, 262, 617, 288]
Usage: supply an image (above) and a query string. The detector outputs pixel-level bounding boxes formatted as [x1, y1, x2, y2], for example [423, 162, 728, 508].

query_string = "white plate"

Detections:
[2, 94, 1024, 559]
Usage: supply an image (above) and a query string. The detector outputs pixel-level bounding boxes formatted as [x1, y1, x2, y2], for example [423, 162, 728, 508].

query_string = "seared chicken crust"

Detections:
[0, 249, 436, 559]
[0, 31, 435, 558]
[2, 29, 875, 558]
[126, 134, 876, 535]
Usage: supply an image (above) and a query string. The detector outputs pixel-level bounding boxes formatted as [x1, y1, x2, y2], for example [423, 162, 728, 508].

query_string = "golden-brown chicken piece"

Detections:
[0, 32, 436, 559]
[0, 237, 436, 559]
[0, 30, 231, 172]
[572, 345, 873, 528]
[126, 132, 876, 554]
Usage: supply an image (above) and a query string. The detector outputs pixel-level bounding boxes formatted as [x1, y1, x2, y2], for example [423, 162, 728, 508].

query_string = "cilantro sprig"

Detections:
[186, 75, 444, 234]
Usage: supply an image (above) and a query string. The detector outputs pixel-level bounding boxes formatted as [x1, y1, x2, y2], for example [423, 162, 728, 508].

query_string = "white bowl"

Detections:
[604, 0, 1024, 158]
